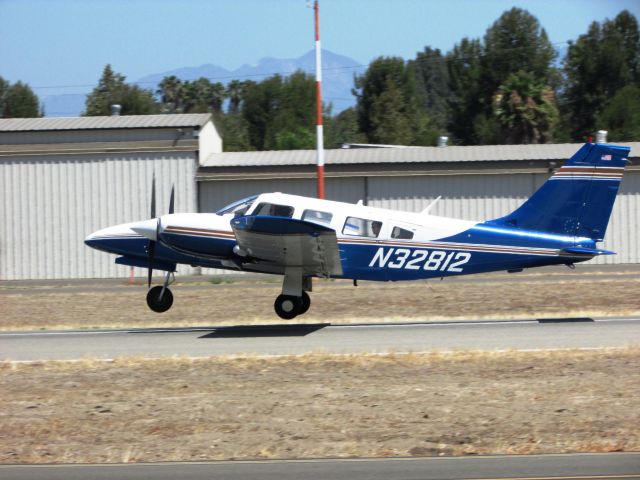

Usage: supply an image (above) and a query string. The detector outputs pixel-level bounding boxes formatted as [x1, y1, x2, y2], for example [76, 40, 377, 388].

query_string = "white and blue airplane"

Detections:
[86, 142, 630, 319]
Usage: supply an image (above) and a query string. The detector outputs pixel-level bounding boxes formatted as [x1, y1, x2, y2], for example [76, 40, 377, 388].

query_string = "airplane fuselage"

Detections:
[86, 192, 597, 282]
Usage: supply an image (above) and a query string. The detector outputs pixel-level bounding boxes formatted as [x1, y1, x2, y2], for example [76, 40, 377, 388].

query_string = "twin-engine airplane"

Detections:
[86, 142, 630, 319]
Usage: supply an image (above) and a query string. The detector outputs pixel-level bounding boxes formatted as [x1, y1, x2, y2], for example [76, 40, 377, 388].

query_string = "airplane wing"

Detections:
[230, 216, 343, 277]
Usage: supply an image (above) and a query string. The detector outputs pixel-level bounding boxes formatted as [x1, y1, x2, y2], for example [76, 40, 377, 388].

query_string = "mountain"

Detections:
[43, 49, 364, 117]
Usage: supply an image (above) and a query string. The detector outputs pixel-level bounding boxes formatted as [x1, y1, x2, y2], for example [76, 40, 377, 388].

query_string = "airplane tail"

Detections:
[487, 143, 630, 241]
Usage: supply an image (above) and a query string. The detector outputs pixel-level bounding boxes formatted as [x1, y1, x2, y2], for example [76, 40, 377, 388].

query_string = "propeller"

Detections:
[144, 177, 175, 288]
[147, 175, 157, 288]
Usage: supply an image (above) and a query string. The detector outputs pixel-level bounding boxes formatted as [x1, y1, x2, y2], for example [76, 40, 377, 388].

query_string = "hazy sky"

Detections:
[1, 0, 638, 96]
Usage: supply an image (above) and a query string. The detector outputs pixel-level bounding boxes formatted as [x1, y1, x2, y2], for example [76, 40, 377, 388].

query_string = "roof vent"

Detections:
[596, 130, 607, 143]
[438, 136, 448, 147]
[111, 104, 122, 116]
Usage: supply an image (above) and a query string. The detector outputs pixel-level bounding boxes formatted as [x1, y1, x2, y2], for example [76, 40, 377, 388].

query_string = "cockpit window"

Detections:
[215, 195, 258, 216]
[253, 202, 294, 218]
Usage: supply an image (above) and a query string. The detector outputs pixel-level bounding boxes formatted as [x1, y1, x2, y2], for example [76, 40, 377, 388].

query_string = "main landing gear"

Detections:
[146, 271, 175, 313]
[274, 268, 312, 320]
[274, 291, 310, 320]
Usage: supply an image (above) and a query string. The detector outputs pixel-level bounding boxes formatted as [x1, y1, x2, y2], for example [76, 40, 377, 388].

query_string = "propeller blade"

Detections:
[150, 174, 156, 219]
[168, 184, 175, 215]
[147, 238, 156, 288]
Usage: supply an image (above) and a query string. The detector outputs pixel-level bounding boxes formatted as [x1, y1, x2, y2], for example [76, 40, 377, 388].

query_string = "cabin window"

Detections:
[391, 226, 414, 240]
[302, 209, 333, 226]
[253, 203, 294, 218]
[342, 217, 382, 238]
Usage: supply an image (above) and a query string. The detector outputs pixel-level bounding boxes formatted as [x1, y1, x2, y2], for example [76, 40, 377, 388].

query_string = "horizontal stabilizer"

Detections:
[560, 247, 615, 257]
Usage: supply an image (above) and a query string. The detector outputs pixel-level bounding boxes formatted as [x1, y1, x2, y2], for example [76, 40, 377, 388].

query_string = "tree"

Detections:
[368, 78, 413, 144]
[157, 75, 183, 113]
[218, 111, 253, 152]
[562, 10, 640, 140]
[597, 84, 640, 141]
[239, 71, 319, 150]
[85, 64, 159, 116]
[226, 80, 248, 114]
[445, 8, 558, 144]
[493, 71, 559, 143]
[2, 80, 40, 118]
[409, 47, 450, 130]
[446, 38, 484, 144]
[0, 76, 9, 117]
[324, 107, 366, 148]
[353, 56, 432, 145]
[482, 8, 556, 97]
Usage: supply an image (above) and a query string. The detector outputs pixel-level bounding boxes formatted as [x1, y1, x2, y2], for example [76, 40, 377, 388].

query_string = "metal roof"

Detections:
[0, 114, 212, 132]
[202, 142, 640, 167]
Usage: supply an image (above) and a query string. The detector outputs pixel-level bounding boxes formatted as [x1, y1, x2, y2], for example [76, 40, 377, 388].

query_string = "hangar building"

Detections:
[0, 114, 218, 279]
[199, 143, 640, 266]
[0, 112, 638, 280]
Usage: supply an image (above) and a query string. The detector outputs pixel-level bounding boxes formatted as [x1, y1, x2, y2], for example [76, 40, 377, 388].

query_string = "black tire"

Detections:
[299, 291, 311, 315]
[274, 294, 301, 320]
[146, 285, 174, 313]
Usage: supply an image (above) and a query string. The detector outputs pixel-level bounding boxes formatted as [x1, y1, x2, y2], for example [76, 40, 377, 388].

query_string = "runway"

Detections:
[1, 453, 639, 480]
[1, 317, 639, 361]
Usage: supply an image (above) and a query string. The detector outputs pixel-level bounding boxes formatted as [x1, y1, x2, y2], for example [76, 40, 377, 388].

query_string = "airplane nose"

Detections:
[130, 219, 159, 241]
[84, 227, 114, 252]
[84, 231, 98, 248]
[84, 223, 146, 254]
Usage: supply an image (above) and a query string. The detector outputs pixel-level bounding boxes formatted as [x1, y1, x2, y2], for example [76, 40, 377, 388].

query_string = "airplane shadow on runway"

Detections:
[198, 323, 330, 338]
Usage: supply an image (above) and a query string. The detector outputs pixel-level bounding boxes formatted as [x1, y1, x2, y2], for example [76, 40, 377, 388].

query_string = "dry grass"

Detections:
[1, 348, 638, 463]
[1, 276, 640, 331]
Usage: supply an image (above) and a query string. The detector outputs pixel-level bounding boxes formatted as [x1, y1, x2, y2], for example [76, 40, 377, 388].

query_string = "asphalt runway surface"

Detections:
[1, 453, 639, 480]
[1, 317, 639, 361]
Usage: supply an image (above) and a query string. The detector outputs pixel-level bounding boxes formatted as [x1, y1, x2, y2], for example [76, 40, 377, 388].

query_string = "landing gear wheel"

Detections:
[299, 291, 311, 315]
[146, 285, 174, 313]
[274, 294, 301, 320]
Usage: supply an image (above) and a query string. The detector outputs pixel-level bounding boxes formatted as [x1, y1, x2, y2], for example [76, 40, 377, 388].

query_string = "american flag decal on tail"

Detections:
[601, 154, 612, 161]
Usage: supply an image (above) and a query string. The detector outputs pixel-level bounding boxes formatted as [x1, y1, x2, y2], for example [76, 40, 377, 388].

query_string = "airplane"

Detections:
[85, 142, 630, 319]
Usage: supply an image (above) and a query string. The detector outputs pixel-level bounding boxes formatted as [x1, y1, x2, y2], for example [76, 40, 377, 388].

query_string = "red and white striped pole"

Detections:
[314, 0, 325, 199]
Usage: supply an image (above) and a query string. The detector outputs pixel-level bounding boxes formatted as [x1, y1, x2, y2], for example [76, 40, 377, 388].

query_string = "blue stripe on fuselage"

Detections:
[337, 224, 595, 281]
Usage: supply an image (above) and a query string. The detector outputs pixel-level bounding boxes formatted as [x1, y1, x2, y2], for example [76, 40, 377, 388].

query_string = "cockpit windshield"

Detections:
[215, 195, 258, 216]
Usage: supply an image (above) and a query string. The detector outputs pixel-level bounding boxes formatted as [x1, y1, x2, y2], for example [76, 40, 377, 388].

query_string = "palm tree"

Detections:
[492, 71, 559, 143]
[227, 80, 245, 113]
[157, 76, 183, 113]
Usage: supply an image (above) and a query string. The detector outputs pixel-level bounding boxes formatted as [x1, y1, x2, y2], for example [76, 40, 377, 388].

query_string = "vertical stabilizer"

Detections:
[488, 143, 630, 241]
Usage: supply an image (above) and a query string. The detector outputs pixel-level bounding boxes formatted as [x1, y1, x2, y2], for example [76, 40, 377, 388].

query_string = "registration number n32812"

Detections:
[368, 247, 471, 272]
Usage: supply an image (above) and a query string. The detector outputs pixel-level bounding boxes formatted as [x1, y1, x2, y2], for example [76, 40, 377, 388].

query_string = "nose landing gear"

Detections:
[146, 271, 175, 313]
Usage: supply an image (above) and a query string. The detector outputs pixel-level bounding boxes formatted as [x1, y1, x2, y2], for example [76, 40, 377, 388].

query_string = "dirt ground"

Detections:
[2, 270, 640, 331]
[1, 348, 638, 464]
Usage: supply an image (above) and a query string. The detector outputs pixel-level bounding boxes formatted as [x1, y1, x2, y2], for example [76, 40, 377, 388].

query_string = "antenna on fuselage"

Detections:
[421, 196, 442, 215]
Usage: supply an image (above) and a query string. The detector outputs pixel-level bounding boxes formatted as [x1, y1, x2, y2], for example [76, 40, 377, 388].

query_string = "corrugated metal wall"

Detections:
[0, 153, 198, 280]
[199, 170, 640, 266]
[0, 128, 197, 145]
[198, 177, 366, 212]
[600, 171, 640, 264]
